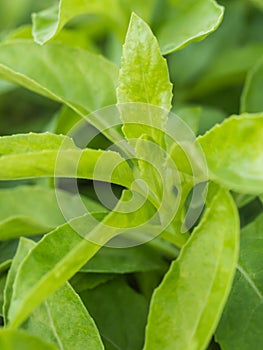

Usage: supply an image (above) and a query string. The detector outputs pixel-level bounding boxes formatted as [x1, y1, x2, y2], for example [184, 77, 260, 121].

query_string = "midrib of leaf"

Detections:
[45, 301, 64, 350]
[237, 263, 263, 301]
[138, 40, 150, 104]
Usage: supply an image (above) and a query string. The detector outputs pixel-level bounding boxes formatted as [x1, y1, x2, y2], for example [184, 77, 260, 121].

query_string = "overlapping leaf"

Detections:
[157, 0, 224, 54]
[0, 329, 57, 350]
[0, 133, 133, 187]
[4, 238, 104, 350]
[216, 213, 263, 350]
[198, 113, 263, 194]
[0, 41, 118, 114]
[7, 189, 158, 328]
[32, 0, 125, 45]
[144, 185, 239, 350]
[0, 186, 104, 240]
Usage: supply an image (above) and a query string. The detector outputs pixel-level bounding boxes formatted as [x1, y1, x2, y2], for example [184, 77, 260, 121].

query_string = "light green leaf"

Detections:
[157, 0, 224, 54]
[5, 238, 104, 349]
[198, 114, 263, 194]
[3, 238, 35, 322]
[0, 329, 57, 350]
[0, 41, 118, 113]
[0, 0, 35, 30]
[0, 185, 106, 240]
[23, 283, 104, 350]
[7, 190, 157, 328]
[0, 133, 134, 188]
[216, 213, 263, 350]
[241, 56, 263, 113]
[144, 185, 239, 350]
[32, 0, 125, 45]
[80, 277, 149, 350]
[117, 13, 172, 110]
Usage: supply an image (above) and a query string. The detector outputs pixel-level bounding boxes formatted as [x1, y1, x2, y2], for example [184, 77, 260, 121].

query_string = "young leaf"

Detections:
[0, 41, 118, 112]
[0, 133, 134, 188]
[157, 0, 224, 54]
[0, 329, 57, 350]
[198, 113, 263, 194]
[117, 14, 172, 146]
[117, 13, 172, 110]
[144, 185, 239, 350]
[216, 213, 263, 350]
[241, 56, 263, 113]
[80, 277, 149, 350]
[32, 0, 125, 45]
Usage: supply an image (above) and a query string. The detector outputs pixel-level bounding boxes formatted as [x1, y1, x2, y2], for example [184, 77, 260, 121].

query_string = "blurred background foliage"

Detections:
[0, 0, 262, 136]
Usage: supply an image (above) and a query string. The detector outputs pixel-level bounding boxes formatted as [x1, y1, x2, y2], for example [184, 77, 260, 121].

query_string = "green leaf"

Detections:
[0, 272, 7, 316]
[0, 185, 106, 240]
[70, 273, 115, 293]
[81, 245, 167, 273]
[80, 277, 149, 350]
[198, 114, 263, 194]
[157, 0, 224, 54]
[117, 13, 172, 110]
[22, 283, 105, 350]
[248, 0, 263, 11]
[5, 238, 104, 349]
[216, 213, 263, 350]
[198, 105, 226, 135]
[3, 238, 35, 323]
[0, 329, 57, 350]
[241, 56, 263, 113]
[0, 240, 18, 266]
[7, 190, 157, 328]
[0, 0, 35, 30]
[173, 106, 201, 135]
[0, 41, 118, 113]
[187, 44, 263, 99]
[144, 185, 239, 350]
[32, 0, 125, 45]
[0, 133, 134, 188]
[7, 24, 99, 52]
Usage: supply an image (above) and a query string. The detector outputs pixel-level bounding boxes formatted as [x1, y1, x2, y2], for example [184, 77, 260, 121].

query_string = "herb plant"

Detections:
[0, 0, 262, 349]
